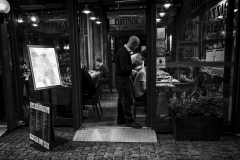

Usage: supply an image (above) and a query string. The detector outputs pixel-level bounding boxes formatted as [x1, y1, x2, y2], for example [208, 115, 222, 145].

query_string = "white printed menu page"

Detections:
[29, 47, 61, 90]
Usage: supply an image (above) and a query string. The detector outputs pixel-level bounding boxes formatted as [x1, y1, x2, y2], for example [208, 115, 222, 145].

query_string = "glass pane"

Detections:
[0, 56, 5, 122]
[14, 2, 72, 119]
[155, 0, 237, 126]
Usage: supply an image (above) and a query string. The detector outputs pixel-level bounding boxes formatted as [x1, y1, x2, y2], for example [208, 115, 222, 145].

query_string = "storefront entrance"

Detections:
[2, 0, 240, 134]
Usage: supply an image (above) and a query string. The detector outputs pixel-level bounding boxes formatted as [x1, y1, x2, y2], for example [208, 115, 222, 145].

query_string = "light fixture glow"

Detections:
[218, 15, 223, 19]
[163, 3, 171, 9]
[27, 13, 40, 24]
[234, 9, 238, 12]
[82, 5, 92, 14]
[159, 12, 166, 17]
[17, 15, 24, 23]
[32, 23, 38, 27]
[156, 17, 161, 23]
[89, 12, 97, 20]
[64, 44, 69, 50]
[0, 0, 10, 14]
[95, 20, 102, 24]
[159, 7, 166, 17]
[31, 16, 37, 22]
[95, 18, 102, 24]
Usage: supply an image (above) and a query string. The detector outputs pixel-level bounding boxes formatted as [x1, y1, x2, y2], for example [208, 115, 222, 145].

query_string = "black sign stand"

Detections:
[27, 45, 67, 150]
[30, 89, 55, 150]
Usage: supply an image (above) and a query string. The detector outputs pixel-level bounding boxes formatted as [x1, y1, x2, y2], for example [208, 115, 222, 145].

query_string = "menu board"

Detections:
[27, 45, 62, 90]
[156, 40, 166, 54]
[29, 99, 54, 150]
[206, 49, 224, 61]
[156, 57, 166, 69]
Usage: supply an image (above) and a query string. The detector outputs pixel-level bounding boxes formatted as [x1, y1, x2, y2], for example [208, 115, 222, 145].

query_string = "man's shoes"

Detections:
[126, 121, 142, 129]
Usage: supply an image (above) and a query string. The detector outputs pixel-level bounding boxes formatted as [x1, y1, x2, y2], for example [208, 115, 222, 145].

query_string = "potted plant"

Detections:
[169, 90, 229, 141]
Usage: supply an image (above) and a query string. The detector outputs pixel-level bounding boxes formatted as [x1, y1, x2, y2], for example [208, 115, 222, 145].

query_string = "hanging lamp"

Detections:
[89, 12, 97, 20]
[163, 0, 172, 9]
[82, 4, 92, 14]
[17, 15, 24, 23]
[27, 13, 40, 24]
[159, 7, 166, 17]
[95, 17, 102, 24]
[156, 16, 161, 23]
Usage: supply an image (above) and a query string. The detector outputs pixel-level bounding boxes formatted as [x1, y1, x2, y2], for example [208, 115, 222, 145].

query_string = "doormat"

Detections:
[72, 127, 157, 143]
[0, 125, 7, 137]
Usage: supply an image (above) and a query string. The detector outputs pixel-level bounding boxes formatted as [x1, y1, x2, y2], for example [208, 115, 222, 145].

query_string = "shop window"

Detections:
[14, 2, 73, 119]
[155, 0, 238, 130]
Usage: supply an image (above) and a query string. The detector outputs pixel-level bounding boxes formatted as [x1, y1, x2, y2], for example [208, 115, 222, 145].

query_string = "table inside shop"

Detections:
[155, 78, 183, 120]
[88, 70, 99, 78]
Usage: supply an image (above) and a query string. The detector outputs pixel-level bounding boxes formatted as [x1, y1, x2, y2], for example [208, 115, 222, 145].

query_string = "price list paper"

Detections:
[29, 100, 52, 150]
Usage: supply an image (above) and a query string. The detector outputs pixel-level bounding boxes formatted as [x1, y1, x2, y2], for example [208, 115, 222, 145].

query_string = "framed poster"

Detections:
[27, 45, 62, 90]
[156, 57, 166, 68]
[157, 28, 165, 39]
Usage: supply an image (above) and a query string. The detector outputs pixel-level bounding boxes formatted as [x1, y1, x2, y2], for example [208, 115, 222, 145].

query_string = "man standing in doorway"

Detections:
[115, 36, 143, 128]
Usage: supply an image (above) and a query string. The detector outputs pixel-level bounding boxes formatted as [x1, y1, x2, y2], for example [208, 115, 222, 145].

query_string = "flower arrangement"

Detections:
[20, 63, 31, 78]
[169, 90, 229, 118]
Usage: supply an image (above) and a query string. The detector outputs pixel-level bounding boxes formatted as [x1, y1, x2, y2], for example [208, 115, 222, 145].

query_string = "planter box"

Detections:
[172, 114, 224, 141]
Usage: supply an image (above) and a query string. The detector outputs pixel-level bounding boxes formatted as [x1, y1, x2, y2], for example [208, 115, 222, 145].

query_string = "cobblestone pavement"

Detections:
[0, 127, 240, 160]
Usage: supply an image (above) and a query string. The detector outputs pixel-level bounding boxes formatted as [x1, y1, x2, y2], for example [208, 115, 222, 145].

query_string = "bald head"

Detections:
[127, 36, 140, 51]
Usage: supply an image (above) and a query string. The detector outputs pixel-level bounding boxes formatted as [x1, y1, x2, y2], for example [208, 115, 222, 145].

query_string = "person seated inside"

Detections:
[133, 64, 147, 101]
[81, 68, 96, 99]
[93, 58, 110, 83]
[131, 49, 147, 77]
[19, 61, 31, 80]
[180, 57, 214, 95]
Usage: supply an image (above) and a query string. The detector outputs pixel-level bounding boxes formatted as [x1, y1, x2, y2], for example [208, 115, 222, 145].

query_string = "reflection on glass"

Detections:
[15, 3, 72, 119]
[155, 0, 236, 126]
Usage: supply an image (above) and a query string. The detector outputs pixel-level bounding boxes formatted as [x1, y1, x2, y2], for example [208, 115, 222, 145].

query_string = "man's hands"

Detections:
[180, 74, 186, 80]
[135, 59, 143, 66]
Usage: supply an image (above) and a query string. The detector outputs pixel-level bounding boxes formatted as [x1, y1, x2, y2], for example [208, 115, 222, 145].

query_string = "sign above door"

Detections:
[107, 10, 146, 31]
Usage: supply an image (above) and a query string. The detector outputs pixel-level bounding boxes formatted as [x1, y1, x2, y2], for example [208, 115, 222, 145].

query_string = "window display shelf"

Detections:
[202, 39, 225, 43]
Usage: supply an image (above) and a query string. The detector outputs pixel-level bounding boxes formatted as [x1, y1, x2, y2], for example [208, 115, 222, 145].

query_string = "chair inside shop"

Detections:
[82, 79, 103, 119]
[128, 77, 147, 120]
[100, 70, 113, 94]
[212, 75, 224, 92]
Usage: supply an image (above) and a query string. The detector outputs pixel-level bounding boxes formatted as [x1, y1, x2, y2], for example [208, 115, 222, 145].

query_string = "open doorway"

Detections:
[82, 34, 147, 128]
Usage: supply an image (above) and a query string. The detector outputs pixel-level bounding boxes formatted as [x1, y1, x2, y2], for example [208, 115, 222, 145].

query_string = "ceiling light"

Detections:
[17, 15, 24, 23]
[156, 17, 161, 23]
[234, 9, 238, 12]
[27, 13, 40, 24]
[89, 12, 97, 20]
[82, 4, 92, 14]
[32, 23, 38, 27]
[163, 1, 172, 9]
[159, 12, 166, 17]
[159, 7, 166, 17]
[95, 18, 102, 24]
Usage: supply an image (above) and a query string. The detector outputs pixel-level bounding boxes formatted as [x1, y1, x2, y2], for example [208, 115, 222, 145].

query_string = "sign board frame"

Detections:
[29, 99, 55, 150]
[178, 41, 199, 48]
[27, 45, 62, 90]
